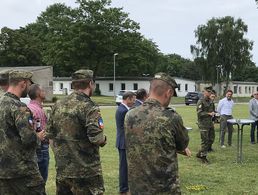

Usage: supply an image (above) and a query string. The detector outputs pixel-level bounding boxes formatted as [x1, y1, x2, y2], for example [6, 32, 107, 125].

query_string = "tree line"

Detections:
[0, 0, 256, 85]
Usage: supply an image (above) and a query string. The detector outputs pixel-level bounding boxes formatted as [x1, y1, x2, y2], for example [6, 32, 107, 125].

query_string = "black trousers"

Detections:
[118, 149, 129, 193]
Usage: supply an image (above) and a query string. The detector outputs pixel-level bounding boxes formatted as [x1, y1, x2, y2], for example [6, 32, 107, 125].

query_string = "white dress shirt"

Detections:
[217, 97, 234, 115]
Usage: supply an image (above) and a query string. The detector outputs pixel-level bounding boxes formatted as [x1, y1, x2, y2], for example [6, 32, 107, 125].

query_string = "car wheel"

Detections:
[185, 103, 189, 106]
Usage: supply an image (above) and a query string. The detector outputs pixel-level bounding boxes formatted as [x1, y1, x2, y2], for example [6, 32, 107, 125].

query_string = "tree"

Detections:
[24, 0, 155, 76]
[191, 16, 253, 94]
[0, 27, 43, 67]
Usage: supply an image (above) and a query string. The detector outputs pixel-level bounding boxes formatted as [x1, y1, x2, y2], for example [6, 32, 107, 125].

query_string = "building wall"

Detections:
[53, 80, 73, 95]
[53, 77, 196, 97]
[175, 78, 196, 96]
[96, 80, 150, 97]
[0, 66, 53, 100]
[222, 82, 258, 97]
[32, 67, 53, 100]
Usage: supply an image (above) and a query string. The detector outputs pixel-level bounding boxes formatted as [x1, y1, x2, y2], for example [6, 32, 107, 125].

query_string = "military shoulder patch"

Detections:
[98, 115, 104, 129]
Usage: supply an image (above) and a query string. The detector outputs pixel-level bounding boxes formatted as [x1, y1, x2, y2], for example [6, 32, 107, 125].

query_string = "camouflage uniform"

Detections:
[0, 88, 4, 96]
[0, 69, 9, 96]
[125, 98, 189, 195]
[46, 70, 106, 195]
[196, 96, 214, 158]
[0, 71, 45, 195]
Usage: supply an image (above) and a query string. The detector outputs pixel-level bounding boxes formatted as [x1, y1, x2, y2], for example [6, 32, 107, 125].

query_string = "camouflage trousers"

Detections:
[0, 174, 45, 195]
[197, 126, 215, 157]
[56, 175, 105, 195]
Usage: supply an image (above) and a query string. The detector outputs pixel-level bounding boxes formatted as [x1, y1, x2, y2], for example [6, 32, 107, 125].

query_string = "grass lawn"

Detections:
[46, 103, 258, 194]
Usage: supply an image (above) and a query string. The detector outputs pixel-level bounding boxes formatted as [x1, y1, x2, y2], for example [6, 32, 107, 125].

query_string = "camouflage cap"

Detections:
[153, 72, 178, 96]
[0, 70, 10, 81]
[204, 86, 213, 92]
[72, 69, 94, 81]
[9, 70, 33, 82]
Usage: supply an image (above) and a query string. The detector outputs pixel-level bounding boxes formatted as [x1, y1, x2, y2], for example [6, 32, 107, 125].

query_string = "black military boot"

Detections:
[196, 154, 209, 164]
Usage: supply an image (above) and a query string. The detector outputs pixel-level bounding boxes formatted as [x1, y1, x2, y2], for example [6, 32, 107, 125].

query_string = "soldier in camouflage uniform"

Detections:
[0, 70, 10, 96]
[208, 89, 217, 152]
[0, 70, 46, 195]
[46, 69, 107, 195]
[196, 86, 215, 163]
[124, 72, 190, 195]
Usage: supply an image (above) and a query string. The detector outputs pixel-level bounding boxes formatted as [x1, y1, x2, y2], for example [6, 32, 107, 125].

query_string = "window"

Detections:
[121, 83, 125, 90]
[233, 86, 237, 94]
[245, 86, 247, 94]
[96, 83, 100, 90]
[249, 87, 251, 94]
[59, 83, 63, 90]
[178, 84, 181, 91]
[70, 83, 73, 90]
[239, 86, 242, 94]
[185, 84, 188, 91]
[109, 83, 113, 91]
[133, 83, 138, 90]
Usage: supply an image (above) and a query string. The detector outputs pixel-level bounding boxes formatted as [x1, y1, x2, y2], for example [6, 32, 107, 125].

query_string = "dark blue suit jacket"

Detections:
[133, 99, 143, 107]
[116, 104, 129, 149]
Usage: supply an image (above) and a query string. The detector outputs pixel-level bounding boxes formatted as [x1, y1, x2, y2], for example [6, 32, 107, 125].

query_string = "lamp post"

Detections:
[216, 65, 222, 95]
[113, 53, 118, 99]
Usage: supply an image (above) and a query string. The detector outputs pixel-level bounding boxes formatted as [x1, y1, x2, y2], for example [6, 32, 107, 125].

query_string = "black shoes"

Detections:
[196, 154, 209, 164]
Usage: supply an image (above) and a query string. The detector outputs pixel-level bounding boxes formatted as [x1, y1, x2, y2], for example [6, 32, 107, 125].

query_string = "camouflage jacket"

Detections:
[46, 91, 105, 179]
[124, 98, 189, 195]
[0, 88, 5, 96]
[196, 97, 214, 128]
[0, 92, 40, 178]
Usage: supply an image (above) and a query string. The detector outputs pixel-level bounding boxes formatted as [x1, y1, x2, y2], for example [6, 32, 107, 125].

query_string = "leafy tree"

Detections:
[0, 27, 43, 67]
[191, 16, 253, 94]
[24, 0, 155, 76]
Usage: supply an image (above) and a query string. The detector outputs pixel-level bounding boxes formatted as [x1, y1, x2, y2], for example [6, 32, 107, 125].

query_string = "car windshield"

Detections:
[118, 91, 126, 96]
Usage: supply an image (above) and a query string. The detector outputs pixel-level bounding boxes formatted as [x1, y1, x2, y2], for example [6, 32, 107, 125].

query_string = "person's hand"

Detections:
[99, 135, 107, 147]
[184, 147, 192, 157]
[177, 147, 191, 157]
[37, 130, 46, 141]
[209, 112, 215, 117]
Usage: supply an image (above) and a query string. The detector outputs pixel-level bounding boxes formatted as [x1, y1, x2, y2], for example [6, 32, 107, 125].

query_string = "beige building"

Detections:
[0, 66, 53, 100]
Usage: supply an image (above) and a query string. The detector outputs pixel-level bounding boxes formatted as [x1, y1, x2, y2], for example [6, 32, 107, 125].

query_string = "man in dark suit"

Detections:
[116, 91, 136, 195]
[134, 88, 148, 107]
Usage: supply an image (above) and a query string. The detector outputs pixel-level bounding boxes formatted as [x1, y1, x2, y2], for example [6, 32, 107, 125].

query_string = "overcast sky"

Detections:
[0, 0, 257, 64]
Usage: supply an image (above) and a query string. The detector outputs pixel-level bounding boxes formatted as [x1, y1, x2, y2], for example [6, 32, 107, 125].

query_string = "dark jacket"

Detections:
[133, 99, 143, 107]
[116, 104, 129, 149]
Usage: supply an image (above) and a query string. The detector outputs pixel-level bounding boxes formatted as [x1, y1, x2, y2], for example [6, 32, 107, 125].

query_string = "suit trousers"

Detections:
[220, 115, 234, 146]
[118, 149, 129, 193]
[250, 120, 258, 143]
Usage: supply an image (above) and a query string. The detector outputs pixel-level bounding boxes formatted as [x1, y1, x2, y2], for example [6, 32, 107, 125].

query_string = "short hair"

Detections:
[72, 79, 91, 90]
[9, 78, 27, 86]
[136, 88, 147, 100]
[226, 89, 233, 94]
[150, 79, 172, 96]
[28, 84, 40, 100]
[0, 79, 8, 86]
[122, 91, 136, 100]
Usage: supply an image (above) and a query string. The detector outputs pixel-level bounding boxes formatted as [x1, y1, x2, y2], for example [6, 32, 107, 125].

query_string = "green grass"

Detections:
[46, 103, 258, 195]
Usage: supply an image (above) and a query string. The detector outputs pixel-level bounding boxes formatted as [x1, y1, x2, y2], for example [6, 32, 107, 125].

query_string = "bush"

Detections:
[52, 96, 58, 103]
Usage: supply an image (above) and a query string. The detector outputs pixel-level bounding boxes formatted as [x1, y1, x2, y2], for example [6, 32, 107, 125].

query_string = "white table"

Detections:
[227, 119, 255, 163]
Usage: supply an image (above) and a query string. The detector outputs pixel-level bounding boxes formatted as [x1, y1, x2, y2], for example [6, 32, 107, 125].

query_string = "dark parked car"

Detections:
[185, 92, 203, 105]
